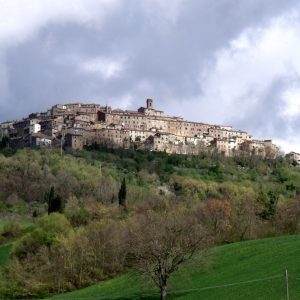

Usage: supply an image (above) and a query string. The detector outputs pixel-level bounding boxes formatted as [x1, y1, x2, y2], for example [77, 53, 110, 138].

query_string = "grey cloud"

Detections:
[1, 0, 300, 151]
[230, 78, 291, 139]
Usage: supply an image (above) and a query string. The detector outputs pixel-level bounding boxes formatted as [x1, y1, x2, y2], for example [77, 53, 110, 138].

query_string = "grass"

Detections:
[49, 235, 300, 300]
[0, 244, 12, 267]
[0, 218, 33, 232]
[0, 218, 32, 260]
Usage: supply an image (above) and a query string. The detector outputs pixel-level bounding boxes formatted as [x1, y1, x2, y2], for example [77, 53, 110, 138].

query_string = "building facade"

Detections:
[1, 99, 279, 157]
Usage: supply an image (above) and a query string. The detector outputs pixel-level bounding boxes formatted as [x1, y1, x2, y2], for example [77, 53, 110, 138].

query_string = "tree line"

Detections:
[1, 147, 300, 298]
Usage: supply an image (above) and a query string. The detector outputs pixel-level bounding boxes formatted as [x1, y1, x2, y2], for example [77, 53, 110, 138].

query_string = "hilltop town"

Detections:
[0, 99, 280, 158]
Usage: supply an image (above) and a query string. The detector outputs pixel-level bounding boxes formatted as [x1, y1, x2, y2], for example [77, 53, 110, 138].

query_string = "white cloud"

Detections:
[281, 83, 300, 119]
[108, 94, 134, 110]
[0, 0, 120, 47]
[190, 9, 300, 152]
[0, 0, 121, 110]
[274, 137, 300, 154]
[81, 56, 125, 79]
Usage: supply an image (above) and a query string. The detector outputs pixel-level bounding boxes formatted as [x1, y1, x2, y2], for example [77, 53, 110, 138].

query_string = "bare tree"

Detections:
[128, 211, 209, 300]
[195, 199, 232, 243]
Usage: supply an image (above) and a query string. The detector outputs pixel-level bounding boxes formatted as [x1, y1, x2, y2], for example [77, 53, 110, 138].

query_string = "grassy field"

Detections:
[49, 235, 300, 300]
[0, 244, 12, 267]
[0, 218, 33, 232]
[0, 218, 31, 268]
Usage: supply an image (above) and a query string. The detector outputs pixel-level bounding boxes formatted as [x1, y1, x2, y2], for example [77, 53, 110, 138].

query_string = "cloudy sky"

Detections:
[1, 0, 300, 152]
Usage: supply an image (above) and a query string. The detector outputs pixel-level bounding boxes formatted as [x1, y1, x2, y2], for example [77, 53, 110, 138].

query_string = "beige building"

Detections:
[65, 133, 84, 150]
[3, 98, 280, 157]
[287, 152, 300, 164]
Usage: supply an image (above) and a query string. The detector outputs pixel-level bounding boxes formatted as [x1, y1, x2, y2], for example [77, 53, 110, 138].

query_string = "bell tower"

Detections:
[146, 98, 153, 109]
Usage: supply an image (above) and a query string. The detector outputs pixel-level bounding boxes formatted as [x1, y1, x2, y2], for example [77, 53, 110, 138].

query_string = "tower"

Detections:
[146, 98, 153, 109]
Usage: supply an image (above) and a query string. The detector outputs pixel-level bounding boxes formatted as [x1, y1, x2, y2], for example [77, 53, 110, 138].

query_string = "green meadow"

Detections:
[49, 235, 300, 300]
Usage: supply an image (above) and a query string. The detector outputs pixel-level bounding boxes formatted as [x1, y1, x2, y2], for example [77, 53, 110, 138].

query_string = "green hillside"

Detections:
[50, 235, 300, 300]
[2, 149, 300, 299]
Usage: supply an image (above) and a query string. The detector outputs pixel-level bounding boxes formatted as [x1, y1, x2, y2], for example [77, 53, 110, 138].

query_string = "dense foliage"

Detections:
[1, 147, 300, 298]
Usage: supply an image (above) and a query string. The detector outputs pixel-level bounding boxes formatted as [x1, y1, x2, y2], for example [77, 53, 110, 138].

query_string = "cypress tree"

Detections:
[0, 136, 9, 149]
[46, 186, 64, 214]
[118, 178, 127, 209]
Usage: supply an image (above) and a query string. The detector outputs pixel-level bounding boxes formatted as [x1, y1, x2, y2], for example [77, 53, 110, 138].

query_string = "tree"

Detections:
[230, 198, 260, 241]
[258, 189, 278, 220]
[128, 211, 209, 300]
[275, 196, 300, 234]
[0, 136, 9, 149]
[118, 178, 127, 209]
[13, 213, 71, 260]
[46, 186, 64, 215]
[195, 199, 231, 243]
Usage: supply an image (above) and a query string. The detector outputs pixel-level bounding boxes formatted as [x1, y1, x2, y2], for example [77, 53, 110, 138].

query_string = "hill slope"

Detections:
[49, 235, 300, 300]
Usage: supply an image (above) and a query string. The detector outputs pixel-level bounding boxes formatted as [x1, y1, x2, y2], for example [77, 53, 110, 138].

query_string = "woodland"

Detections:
[0, 145, 300, 299]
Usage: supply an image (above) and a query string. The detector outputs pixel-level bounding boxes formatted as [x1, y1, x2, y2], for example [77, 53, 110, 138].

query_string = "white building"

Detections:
[29, 123, 41, 134]
[287, 152, 300, 164]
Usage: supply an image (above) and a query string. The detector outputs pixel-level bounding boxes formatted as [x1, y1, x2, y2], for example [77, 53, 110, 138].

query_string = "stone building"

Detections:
[0, 121, 14, 137]
[29, 133, 53, 148]
[0, 98, 281, 158]
[64, 133, 84, 150]
[286, 152, 300, 164]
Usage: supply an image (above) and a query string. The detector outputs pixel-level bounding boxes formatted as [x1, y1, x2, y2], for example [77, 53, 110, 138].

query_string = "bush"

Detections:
[7, 219, 129, 296]
[0, 222, 22, 244]
[2, 222, 22, 238]
[66, 208, 90, 227]
[13, 213, 71, 260]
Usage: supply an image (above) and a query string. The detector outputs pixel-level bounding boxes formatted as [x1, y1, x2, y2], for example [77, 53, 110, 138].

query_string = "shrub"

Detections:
[0, 222, 22, 244]
[66, 208, 90, 227]
[13, 213, 71, 260]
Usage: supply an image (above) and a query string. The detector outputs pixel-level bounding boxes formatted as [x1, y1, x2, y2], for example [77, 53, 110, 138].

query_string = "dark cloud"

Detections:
[1, 0, 300, 151]
[231, 78, 292, 139]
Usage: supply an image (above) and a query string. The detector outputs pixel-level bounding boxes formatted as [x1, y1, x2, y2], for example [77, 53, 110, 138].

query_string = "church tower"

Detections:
[146, 98, 153, 109]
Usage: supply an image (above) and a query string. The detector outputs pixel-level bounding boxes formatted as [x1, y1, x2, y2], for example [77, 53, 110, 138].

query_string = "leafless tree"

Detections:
[128, 211, 210, 300]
